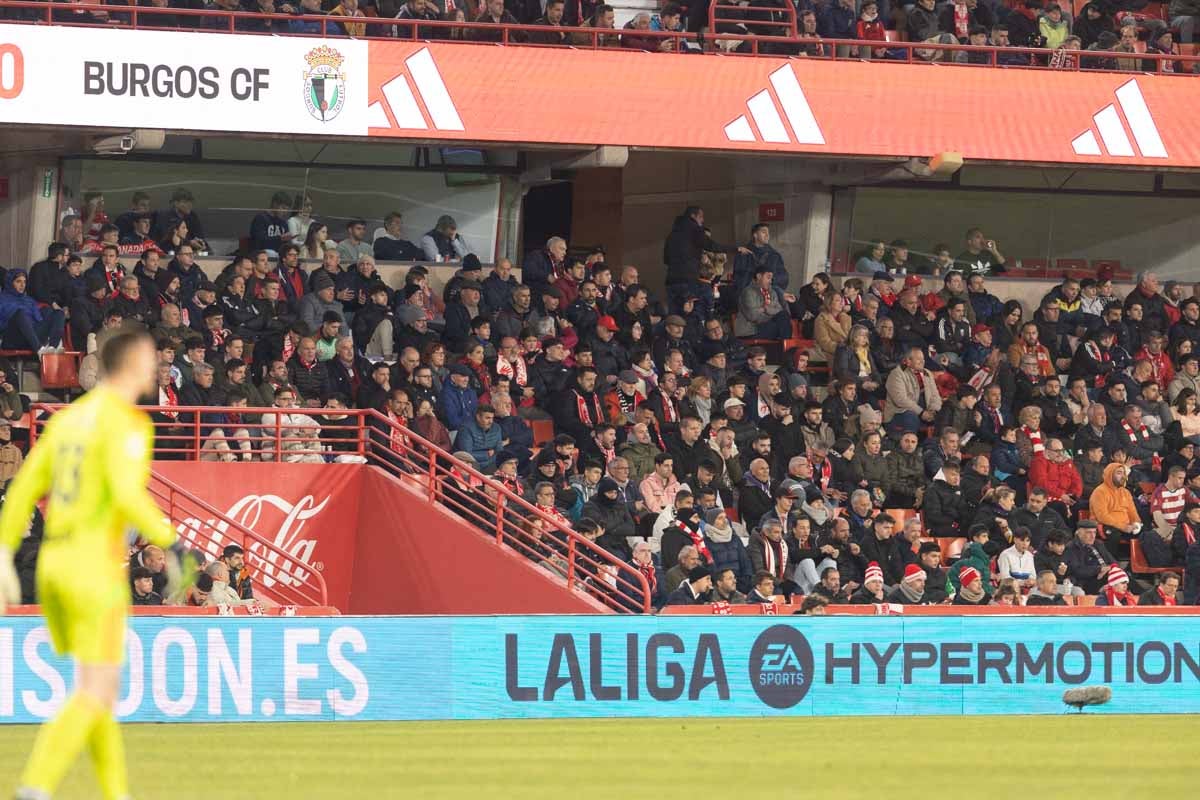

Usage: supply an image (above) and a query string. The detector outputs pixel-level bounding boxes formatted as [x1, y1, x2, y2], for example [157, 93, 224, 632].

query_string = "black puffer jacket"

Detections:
[663, 214, 734, 287]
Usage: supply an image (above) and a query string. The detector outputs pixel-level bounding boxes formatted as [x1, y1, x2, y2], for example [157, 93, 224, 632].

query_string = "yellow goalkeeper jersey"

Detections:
[0, 386, 175, 580]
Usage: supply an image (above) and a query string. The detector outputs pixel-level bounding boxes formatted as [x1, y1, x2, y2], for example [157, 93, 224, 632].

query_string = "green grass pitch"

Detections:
[0, 716, 1190, 799]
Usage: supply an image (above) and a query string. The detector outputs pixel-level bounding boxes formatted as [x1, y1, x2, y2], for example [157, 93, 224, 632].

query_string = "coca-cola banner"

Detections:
[152, 463, 362, 612]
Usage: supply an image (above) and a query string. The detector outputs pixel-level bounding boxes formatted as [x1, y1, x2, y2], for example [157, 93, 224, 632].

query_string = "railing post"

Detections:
[192, 415, 201, 461]
[495, 496, 505, 543]
[565, 536, 576, 591]
[427, 456, 437, 502]
[274, 413, 282, 463]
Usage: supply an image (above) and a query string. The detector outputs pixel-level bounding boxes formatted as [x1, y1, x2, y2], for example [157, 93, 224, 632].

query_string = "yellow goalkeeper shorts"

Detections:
[37, 563, 128, 667]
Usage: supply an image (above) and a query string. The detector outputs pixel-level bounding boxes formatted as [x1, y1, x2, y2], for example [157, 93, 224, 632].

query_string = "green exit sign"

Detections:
[41, 168, 54, 198]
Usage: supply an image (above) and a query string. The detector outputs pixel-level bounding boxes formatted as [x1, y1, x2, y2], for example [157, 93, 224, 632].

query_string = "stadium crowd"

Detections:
[9, 190, 1200, 613]
[4, 0, 1197, 68]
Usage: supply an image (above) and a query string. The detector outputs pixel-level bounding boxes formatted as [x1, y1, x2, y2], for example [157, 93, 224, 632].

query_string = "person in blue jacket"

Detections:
[438, 363, 479, 433]
[0, 270, 64, 353]
[455, 404, 503, 472]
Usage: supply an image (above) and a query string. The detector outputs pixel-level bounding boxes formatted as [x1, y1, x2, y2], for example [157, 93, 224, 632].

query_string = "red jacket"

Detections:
[1028, 453, 1082, 501]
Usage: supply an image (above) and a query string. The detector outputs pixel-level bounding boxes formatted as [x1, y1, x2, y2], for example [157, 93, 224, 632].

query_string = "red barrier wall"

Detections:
[152, 463, 606, 615]
[349, 469, 605, 614]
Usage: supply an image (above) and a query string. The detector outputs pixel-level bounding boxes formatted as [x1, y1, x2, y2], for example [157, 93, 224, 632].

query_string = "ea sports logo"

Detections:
[748, 624, 814, 709]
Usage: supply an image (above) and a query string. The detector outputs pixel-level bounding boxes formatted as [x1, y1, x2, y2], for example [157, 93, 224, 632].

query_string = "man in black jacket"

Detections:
[923, 460, 967, 537]
[663, 564, 712, 606]
[662, 206, 746, 315]
[858, 512, 905, 585]
[1063, 520, 1118, 595]
[1009, 488, 1070, 549]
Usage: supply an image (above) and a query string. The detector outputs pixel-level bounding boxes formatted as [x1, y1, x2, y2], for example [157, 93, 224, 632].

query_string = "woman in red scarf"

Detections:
[458, 343, 491, 394]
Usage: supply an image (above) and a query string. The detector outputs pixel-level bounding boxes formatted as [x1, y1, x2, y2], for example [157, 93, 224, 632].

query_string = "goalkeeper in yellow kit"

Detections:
[0, 329, 176, 800]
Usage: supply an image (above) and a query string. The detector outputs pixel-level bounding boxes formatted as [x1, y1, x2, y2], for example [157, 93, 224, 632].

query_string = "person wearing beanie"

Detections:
[952, 565, 990, 605]
[849, 561, 886, 604]
[663, 564, 713, 606]
[1096, 564, 1139, 606]
[917, 541, 950, 603]
[887, 563, 927, 605]
[442, 252, 484, 307]
[297, 267, 345, 332]
[696, 506, 748, 594]
[579, 477, 635, 557]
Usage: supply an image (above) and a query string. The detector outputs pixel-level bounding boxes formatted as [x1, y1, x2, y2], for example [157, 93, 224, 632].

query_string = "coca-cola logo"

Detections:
[176, 493, 329, 590]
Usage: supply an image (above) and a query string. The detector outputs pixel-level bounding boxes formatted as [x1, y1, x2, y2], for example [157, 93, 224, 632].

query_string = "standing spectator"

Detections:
[663, 206, 747, 315]
[732, 223, 786, 294]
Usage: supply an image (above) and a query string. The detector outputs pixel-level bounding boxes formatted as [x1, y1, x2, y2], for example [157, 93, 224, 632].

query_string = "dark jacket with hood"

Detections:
[1073, 2, 1111, 48]
[0, 270, 43, 332]
[579, 478, 636, 557]
[924, 478, 967, 537]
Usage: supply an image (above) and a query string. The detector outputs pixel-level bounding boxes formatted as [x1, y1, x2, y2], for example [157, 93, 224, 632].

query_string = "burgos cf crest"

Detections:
[303, 45, 346, 122]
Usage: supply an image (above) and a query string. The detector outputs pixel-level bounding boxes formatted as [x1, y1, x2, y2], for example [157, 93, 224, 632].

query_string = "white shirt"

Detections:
[998, 546, 1036, 581]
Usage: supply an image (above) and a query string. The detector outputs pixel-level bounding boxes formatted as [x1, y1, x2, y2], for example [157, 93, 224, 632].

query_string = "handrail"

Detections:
[0, 0, 1196, 72]
[28, 402, 653, 613]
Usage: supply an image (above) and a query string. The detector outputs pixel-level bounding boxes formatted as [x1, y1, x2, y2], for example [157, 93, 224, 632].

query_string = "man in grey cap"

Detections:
[652, 314, 697, 372]
[444, 279, 487, 353]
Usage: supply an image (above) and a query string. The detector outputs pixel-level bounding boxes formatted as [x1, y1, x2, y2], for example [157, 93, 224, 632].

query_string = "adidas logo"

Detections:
[1070, 79, 1166, 159]
[724, 64, 824, 146]
[367, 47, 464, 132]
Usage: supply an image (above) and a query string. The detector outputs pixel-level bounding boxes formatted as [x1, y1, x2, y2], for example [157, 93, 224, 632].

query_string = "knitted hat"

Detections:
[864, 562, 884, 585]
[958, 566, 981, 587]
[902, 563, 925, 584]
[312, 271, 335, 291]
[704, 507, 725, 525]
[688, 565, 711, 583]
[1107, 564, 1129, 589]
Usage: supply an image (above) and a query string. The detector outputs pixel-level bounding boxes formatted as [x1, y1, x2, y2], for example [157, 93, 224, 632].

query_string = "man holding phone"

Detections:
[957, 227, 1007, 275]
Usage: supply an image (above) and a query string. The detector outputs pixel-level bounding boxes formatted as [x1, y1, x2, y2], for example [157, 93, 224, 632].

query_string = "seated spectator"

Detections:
[849, 561, 886, 604]
[249, 191, 293, 254]
[439, 364, 479, 433]
[884, 346, 942, 436]
[997, 527, 1036, 590]
[130, 566, 163, 606]
[663, 564, 713, 606]
[888, 563, 928, 605]
[924, 460, 966, 537]
[260, 386, 324, 463]
[952, 566, 990, 605]
[1139, 572, 1181, 606]
[298, 271, 345, 334]
[0, 270, 65, 354]
[336, 218, 373, 266]
[734, 265, 791, 340]
[470, 0, 525, 41]
[1096, 564, 1138, 606]
[421, 215, 471, 263]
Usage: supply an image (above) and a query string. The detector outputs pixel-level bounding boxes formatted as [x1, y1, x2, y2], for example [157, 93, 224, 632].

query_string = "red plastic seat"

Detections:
[40, 352, 81, 391]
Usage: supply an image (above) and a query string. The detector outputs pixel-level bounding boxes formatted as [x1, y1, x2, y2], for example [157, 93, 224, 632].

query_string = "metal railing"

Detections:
[147, 470, 330, 607]
[28, 403, 653, 613]
[1, 0, 1197, 73]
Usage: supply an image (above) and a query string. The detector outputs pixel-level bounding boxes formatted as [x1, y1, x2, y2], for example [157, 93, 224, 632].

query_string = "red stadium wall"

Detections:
[151, 463, 604, 615]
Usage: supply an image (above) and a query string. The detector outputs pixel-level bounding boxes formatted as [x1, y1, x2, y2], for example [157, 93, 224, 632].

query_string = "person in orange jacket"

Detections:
[1088, 462, 1140, 541]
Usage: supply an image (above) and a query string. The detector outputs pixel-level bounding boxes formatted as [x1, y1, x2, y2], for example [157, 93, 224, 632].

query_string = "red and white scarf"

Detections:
[633, 559, 657, 595]
[1154, 587, 1178, 606]
[1017, 343, 1052, 376]
[658, 393, 678, 423]
[759, 536, 787, 581]
[1180, 522, 1197, 548]
[281, 335, 296, 363]
[495, 354, 527, 387]
[596, 441, 616, 465]
[159, 384, 178, 420]
[387, 410, 410, 452]
[814, 457, 831, 490]
[1103, 587, 1138, 607]
[1022, 425, 1044, 456]
[537, 502, 570, 530]
[953, 2, 969, 37]
[1084, 341, 1110, 387]
[757, 392, 771, 418]
[574, 390, 603, 427]
[676, 519, 711, 563]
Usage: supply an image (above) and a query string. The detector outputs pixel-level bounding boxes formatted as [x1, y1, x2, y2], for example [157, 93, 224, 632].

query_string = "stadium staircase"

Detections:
[30, 404, 652, 615]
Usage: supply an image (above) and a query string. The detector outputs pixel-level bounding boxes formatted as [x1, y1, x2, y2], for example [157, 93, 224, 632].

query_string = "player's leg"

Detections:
[17, 583, 129, 800]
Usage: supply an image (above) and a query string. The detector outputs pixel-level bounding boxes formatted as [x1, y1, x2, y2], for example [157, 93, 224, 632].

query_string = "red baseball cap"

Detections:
[597, 315, 619, 332]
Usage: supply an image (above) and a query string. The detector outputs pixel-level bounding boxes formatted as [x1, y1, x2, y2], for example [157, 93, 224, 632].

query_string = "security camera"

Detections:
[91, 129, 165, 156]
